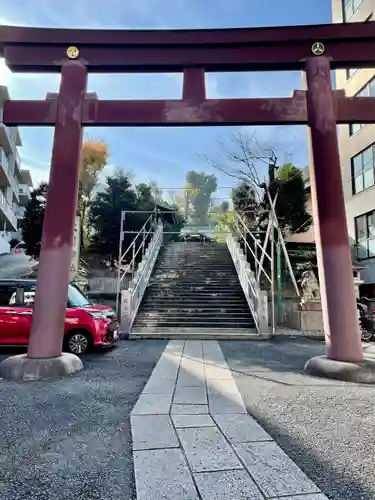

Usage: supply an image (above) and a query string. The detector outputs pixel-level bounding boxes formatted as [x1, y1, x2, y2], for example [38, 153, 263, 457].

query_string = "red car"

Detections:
[0, 279, 119, 355]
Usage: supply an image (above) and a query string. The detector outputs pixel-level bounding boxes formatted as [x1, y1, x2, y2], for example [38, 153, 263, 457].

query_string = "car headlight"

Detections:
[89, 312, 106, 319]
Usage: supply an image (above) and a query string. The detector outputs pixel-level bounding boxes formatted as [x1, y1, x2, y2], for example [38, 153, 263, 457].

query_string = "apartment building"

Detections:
[0, 85, 33, 245]
[332, 0, 375, 295]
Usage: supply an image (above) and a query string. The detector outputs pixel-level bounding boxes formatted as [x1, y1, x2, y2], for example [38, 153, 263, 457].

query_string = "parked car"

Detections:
[12, 242, 26, 255]
[0, 279, 119, 355]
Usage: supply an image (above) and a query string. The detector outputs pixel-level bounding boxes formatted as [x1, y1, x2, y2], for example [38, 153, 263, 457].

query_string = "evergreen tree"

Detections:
[135, 183, 155, 212]
[186, 171, 218, 225]
[88, 172, 144, 261]
[263, 163, 311, 233]
[20, 183, 48, 259]
[231, 182, 258, 227]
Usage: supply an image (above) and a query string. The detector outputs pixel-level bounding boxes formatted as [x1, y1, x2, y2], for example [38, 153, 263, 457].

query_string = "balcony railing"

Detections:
[14, 148, 21, 171]
[0, 151, 19, 198]
[18, 184, 30, 197]
[0, 190, 17, 229]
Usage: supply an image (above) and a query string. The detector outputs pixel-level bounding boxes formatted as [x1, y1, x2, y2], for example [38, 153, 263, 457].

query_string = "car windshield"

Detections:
[68, 284, 91, 307]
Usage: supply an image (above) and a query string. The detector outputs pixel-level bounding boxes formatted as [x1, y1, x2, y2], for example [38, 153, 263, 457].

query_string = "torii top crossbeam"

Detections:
[1, 21, 375, 73]
[2, 22, 375, 127]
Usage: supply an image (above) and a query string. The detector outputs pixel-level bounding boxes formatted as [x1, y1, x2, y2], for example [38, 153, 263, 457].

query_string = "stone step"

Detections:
[147, 283, 243, 288]
[161, 248, 229, 251]
[151, 276, 240, 280]
[151, 279, 239, 283]
[158, 262, 233, 266]
[139, 304, 249, 311]
[139, 301, 250, 314]
[144, 292, 247, 300]
[151, 276, 239, 280]
[136, 311, 253, 319]
[144, 289, 246, 302]
[158, 250, 231, 255]
[145, 288, 245, 293]
[133, 320, 255, 328]
[150, 282, 240, 286]
[130, 328, 263, 340]
[157, 255, 232, 258]
[158, 252, 232, 255]
[154, 269, 236, 273]
[138, 305, 251, 310]
[155, 268, 237, 276]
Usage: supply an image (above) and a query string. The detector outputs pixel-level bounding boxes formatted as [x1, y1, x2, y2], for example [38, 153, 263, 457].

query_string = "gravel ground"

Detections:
[220, 338, 375, 500]
[0, 340, 167, 500]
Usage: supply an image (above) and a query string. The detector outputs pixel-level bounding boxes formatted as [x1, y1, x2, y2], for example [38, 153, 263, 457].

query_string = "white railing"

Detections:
[226, 229, 269, 333]
[227, 209, 300, 335]
[232, 213, 273, 286]
[119, 221, 163, 332]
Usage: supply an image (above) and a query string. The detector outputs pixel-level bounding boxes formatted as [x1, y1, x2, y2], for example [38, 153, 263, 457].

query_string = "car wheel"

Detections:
[64, 330, 92, 355]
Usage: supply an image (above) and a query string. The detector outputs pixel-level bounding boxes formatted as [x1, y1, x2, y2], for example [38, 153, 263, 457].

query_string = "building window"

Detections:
[349, 123, 364, 135]
[342, 0, 364, 21]
[351, 144, 375, 194]
[355, 210, 375, 259]
[346, 68, 359, 80]
[349, 77, 375, 135]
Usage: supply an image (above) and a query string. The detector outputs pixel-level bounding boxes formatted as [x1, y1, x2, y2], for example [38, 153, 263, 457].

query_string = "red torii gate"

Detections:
[1, 21, 375, 381]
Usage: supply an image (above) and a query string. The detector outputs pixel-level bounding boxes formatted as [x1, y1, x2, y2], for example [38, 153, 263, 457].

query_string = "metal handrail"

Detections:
[228, 205, 301, 335]
[118, 222, 163, 331]
[235, 214, 271, 263]
[116, 213, 157, 317]
[232, 212, 272, 284]
[118, 213, 155, 273]
[128, 223, 163, 328]
[225, 230, 267, 333]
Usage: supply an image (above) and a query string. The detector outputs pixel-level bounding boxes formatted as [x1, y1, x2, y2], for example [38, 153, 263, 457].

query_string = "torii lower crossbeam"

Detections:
[5, 92, 375, 127]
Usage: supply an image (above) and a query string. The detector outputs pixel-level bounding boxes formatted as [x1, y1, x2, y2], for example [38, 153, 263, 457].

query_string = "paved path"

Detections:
[130, 340, 328, 500]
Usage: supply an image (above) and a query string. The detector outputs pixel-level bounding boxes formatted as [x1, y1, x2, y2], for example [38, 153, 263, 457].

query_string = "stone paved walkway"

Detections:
[130, 340, 328, 500]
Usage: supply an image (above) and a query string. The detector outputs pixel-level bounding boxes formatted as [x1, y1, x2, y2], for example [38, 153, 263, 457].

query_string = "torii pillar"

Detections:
[303, 56, 372, 382]
[0, 60, 86, 381]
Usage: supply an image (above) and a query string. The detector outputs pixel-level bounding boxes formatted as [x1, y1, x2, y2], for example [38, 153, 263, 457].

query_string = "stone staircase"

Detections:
[131, 241, 258, 339]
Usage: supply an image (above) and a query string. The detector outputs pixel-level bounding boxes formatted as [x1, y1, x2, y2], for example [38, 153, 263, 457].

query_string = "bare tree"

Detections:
[200, 130, 296, 194]
[200, 130, 307, 234]
[200, 131, 279, 202]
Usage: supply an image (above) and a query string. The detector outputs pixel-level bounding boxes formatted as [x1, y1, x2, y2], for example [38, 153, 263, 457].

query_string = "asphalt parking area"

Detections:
[0, 340, 167, 500]
[221, 338, 375, 500]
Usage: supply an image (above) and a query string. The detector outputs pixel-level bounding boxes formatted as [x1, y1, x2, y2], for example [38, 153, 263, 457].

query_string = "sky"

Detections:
[0, 0, 333, 202]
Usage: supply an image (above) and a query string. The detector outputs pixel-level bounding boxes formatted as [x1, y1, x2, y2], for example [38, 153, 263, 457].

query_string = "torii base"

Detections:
[0, 353, 83, 382]
[304, 355, 375, 384]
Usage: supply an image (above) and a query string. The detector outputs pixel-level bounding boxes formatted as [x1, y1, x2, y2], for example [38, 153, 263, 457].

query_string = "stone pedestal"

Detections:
[0, 353, 83, 382]
[304, 355, 375, 384]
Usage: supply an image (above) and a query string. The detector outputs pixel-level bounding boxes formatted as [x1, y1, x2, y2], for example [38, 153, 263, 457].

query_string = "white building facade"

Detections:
[0, 85, 33, 251]
[332, 0, 375, 296]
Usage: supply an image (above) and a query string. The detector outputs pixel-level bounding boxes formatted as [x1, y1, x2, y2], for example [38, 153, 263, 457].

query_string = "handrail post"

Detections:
[276, 238, 282, 324]
[142, 226, 146, 256]
[131, 241, 136, 281]
[116, 211, 125, 317]
[243, 224, 247, 262]
[270, 214, 276, 336]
